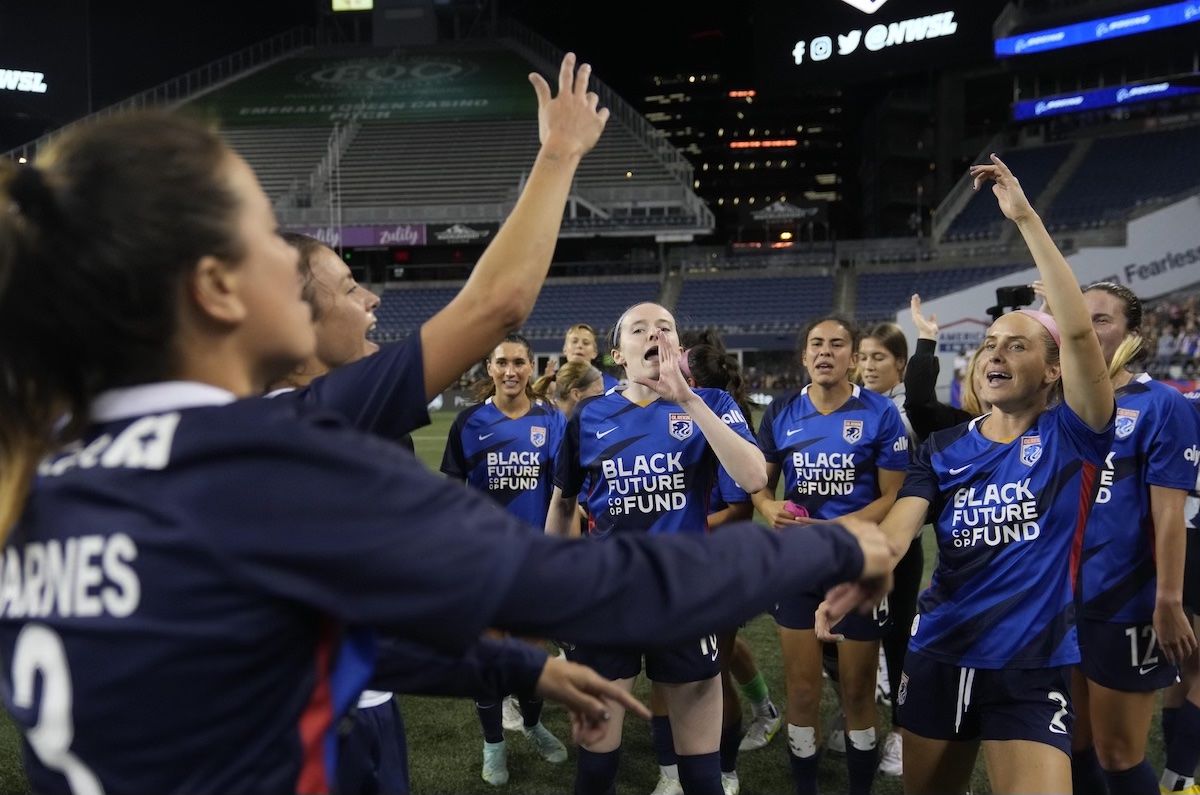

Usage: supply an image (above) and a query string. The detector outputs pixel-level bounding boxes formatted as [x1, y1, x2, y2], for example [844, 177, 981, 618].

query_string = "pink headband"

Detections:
[1014, 309, 1062, 347]
[679, 347, 692, 380]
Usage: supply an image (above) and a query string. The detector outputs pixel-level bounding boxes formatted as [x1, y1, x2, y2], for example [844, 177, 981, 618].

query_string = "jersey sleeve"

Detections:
[294, 336, 431, 440]
[439, 411, 470, 480]
[898, 435, 939, 504]
[370, 634, 546, 699]
[708, 390, 757, 444]
[1146, 390, 1200, 491]
[716, 465, 751, 505]
[757, 396, 783, 463]
[875, 400, 911, 471]
[1052, 400, 1115, 466]
[553, 405, 586, 498]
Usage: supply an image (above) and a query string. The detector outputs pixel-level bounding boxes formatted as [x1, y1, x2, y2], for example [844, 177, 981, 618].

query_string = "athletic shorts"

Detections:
[773, 590, 893, 641]
[337, 698, 409, 795]
[564, 634, 721, 683]
[1078, 617, 1179, 691]
[1185, 527, 1199, 614]
[896, 649, 1073, 755]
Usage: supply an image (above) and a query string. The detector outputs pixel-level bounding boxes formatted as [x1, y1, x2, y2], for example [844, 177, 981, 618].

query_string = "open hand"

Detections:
[910, 294, 939, 340]
[969, 153, 1035, 223]
[535, 655, 650, 746]
[528, 53, 610, 159]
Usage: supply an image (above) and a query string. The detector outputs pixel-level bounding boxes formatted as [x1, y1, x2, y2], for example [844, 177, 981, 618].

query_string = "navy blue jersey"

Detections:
[900, 402, 1113, 668]
[2, 383, 867, 795]
[441, 399, 567, 528]
[1080, 374, 1200, 622]
[758, 385, 910, 519]
[555, 388, 756, 537]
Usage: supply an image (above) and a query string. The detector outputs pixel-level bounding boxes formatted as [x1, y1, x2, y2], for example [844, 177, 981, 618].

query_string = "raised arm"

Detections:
[419, 54, 610, 400]
[970, 154, 1113, 430]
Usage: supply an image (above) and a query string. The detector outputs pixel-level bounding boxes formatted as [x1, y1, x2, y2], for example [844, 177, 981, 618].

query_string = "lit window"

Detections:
[733, 197, 740, 205]
[694, 179, 700, 188]
[626, 171, 633, 178]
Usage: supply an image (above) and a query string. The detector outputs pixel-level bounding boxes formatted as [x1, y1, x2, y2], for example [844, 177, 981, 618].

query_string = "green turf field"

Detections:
[0, 408, 1169, 794]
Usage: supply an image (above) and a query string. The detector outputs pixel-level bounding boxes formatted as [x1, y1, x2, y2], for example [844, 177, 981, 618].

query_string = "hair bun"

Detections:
[8, 166, 59, 227]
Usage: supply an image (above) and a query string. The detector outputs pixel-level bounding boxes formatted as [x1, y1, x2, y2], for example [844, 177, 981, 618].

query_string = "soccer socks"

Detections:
[1163, 700, 1200, 791]
[652, 714, 679, 768]
[475, 700, 504, 744]
[575, 747, 621, 795]
[786, 724, 819, 795]
[1071, 745, 1109, 795]
[845, 727, 877, 795]
[677, 752, 723, 795]
[517, 692, 544, 729]
[720, 718, 742, 774]
[1103, 759, 1157, 795]
[1164, 705, 1180, 748]
[740, 672, 770, 709]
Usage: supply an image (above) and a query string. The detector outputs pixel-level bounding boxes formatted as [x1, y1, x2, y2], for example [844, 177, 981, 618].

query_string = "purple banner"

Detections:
[287, 223, 427, 248]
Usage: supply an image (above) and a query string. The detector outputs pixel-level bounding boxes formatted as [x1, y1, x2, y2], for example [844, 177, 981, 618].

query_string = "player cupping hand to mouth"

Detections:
[819, 153, 1116, 795]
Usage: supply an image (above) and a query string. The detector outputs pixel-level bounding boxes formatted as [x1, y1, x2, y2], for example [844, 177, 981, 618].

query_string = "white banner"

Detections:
[895, 194, 1200, 396]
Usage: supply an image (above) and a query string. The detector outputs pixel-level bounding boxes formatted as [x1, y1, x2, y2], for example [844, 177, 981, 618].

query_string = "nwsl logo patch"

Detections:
[530, 426, 546, 448]
[843, 419, 864, 444]
[1115, 408, 1139, 440]
[669, 413, 693, 441]
[1020, 435, 1043, 467]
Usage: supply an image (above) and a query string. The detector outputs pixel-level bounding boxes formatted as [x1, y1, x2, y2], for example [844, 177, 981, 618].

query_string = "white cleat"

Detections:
[501, 695, 523, 732]
[878, 730, 903, 776]
[825, 713, 846, 754]
[650, 771, 683, 795]
[738, 707, 782, 751]
[721, 771, 740, 795]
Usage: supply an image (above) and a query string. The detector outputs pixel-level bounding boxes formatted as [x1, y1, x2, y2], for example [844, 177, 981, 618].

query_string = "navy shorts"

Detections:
[896, 649, 1074, 756]
[1078, 617, 1179, 692]
[565, 635, 721, 684]
[337, 698, 409, 795]
[774, 590, 893, 641]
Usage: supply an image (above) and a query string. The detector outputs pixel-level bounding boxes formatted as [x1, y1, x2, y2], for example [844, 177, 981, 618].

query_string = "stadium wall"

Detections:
[896, 193, 1200, 395]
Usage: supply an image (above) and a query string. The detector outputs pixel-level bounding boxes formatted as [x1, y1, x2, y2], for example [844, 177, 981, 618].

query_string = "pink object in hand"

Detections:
[783, 501, 809, 518]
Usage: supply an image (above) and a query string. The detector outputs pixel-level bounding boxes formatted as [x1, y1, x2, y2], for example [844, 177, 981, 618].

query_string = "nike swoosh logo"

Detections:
[596, 428, 618, 439]
[949, 465, 971, 475]
[479, 433, 494, 441]
[786, 428, 804, 437]
[1139, 665, 1159, 675]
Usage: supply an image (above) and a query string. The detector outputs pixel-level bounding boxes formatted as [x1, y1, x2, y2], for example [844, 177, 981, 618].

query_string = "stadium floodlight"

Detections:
[332, 0, 373, 10]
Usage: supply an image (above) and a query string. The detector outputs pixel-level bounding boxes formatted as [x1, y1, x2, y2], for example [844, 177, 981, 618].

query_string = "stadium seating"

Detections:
[1044, 125, 1200, 231]
[372, 278, 660, 342]
[943, 143, 1071, 241]
[674, 274, 834, 332]
[854, 263, 1028, 322]
[221, 125, 335, 200]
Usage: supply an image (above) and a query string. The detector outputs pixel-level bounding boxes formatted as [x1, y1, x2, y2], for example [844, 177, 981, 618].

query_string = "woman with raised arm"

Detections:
[545, 303, 768, 795]
[820, 153, 1116, 795]
[0, 61, 898, 794]
[904, 294, 984, 442]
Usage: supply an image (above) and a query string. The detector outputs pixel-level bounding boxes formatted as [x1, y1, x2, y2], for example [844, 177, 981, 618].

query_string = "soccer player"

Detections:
[533, 359, 606, 416]
[0, 100, 896, 795]
[647, 331, 776, 795]
[1068, 282, 1199, 795]
[857, 322, 921, 779]
[819, 154, 1116, 795]
[442, 333, 570, 785]
[903, 294, 985, 442]
[545, 302, 769, 795]
[544, 323, 622, 397]
[753, 315, 909, 795]
[1160, 385, 1200, 794]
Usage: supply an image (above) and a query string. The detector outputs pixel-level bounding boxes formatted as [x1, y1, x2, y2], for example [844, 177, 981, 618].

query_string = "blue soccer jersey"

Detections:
[900, 402, 1113, 668]
[1, 382, 874, 795]
[1080, 374, 1200, 622]
[441, 399, 567, 527]
[710, 465, 751, 515]
[758, 385, 910, 519]
[555, 388, 757, 537]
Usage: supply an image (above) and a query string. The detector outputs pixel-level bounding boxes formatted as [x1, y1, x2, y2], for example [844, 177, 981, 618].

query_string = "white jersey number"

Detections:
[11, 624, 104, 795]
[1124, 625, 1160, 669]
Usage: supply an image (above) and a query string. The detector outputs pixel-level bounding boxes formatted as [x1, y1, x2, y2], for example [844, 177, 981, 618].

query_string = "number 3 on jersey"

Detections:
[10, 624, 103, 795]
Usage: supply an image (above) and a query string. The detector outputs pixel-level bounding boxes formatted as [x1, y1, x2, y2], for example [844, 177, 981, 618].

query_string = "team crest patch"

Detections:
[1115, 408, 1139, 440]
[1020, 435, 1043, 467]
[530, 426, 547, 448]
[669, 413, 694, 441]
[842, 419, 864, 444]
[896, 673, 909, 706]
